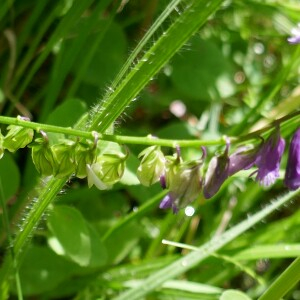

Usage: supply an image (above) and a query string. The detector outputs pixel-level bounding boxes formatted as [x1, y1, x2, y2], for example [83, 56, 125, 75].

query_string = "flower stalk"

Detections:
[0, 113, 298, 149]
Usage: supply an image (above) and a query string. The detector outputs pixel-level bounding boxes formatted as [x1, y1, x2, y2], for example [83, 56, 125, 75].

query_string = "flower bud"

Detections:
[159, 155, 203, 213]
[87, 152, 126, 190]
[203, 141, 260, 199]
[86, 164, 110, 190]
[3, 125, 34, 152]
[228, 146, 257, 176]
[31, 138, 56, 176]
[52, 140, 76, 178]
[203, 153, 229, 199]
[137, 146, 165, 186]
[74, 140, 96, 178]
[86, 151, 127, 190]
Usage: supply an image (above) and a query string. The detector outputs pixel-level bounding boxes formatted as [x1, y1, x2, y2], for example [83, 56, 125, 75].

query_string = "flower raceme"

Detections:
[0, 117, 298, 213]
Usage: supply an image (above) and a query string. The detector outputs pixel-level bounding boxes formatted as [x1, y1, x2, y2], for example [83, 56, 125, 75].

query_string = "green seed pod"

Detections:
[74, 140, 96, 179]
[52, 140, 76, 178]
[86, 152, 126, 190]
[31, 138, 56, 176]
[137, 146, 165, 186]
[3, 125, 34, 152]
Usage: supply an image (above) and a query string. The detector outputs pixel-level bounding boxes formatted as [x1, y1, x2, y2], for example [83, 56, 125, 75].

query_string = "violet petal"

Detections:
[284, 128, 300, 190]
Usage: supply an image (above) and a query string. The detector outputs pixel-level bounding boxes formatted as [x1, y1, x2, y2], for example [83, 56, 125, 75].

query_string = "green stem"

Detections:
[258, 256, 300, 300]
[0, 179, 23, 300]
[0, 111, 299, 149]
[0, 177, 67, 283]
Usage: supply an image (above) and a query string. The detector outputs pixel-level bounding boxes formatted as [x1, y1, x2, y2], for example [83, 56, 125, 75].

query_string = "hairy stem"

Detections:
[0, 111, 299, 148]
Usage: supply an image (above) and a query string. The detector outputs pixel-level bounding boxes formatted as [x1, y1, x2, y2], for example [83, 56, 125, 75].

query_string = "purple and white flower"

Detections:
[287, 23, 300, 44]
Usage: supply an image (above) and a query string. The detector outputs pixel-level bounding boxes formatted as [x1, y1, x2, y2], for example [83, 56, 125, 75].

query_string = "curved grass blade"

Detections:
[113, 190, 300, 300]
[89, 0, 225, 131]
[258, 255, 300, 300]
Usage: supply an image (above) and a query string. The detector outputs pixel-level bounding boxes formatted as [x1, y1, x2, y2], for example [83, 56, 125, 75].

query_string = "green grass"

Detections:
[0, 0, 300, 299]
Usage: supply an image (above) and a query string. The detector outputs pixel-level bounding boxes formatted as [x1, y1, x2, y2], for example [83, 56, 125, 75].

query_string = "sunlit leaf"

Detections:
[47, 205, 91, 266]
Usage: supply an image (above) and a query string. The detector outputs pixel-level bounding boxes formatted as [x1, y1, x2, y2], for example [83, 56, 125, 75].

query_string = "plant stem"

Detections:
[0, 179, 23, 300]
[258, 256, 300, 300]
[0, 111, 299, 149]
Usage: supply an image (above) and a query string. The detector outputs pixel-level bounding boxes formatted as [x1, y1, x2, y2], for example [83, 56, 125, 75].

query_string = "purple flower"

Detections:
[159, 193, 179, 214]
[203, 145, 230, 199]
[203, 143, 258, 199]
[287, 24, 300, 44]
[253, 128, 285, 186]
[284, 128, 300, 190]
[228, 146, 258, 175]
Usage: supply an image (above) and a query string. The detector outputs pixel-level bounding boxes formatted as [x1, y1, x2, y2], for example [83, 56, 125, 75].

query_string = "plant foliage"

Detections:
[0, 0, 300, 299]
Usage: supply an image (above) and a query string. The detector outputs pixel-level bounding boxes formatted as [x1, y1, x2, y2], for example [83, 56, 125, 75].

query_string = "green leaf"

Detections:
[171, 37, 235, 101]
[46, 98, 87, 127]
[104, 222, 144, 264]
[47, 205, 91, 266]
[16, 245, 79, 296]
[0, 154, 20, 203]
[71, 21, 127, 88]
[75, 189, 130, 221]
[220, 290, 252, 300]
[228, 244, 300, 260]
[88, 224, 108, 268]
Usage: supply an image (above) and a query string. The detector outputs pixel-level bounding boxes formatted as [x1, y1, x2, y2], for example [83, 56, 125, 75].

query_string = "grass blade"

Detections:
[113, 190, 300, 300]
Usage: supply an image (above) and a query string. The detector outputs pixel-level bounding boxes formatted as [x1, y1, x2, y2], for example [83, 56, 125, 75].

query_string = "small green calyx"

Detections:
[74, 140, 96, 179]
[52, 140, 76, 178]
[87, 152, 126, 190]
[31, 138, 56, 176]
[137, 146, 165, 186]
[97, 153, 126, 184]
[3, 124, 34, 152]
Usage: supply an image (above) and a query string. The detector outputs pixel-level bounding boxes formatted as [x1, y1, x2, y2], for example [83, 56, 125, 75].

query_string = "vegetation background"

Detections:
[0, 0, 300, 299]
